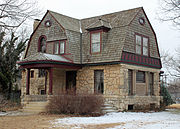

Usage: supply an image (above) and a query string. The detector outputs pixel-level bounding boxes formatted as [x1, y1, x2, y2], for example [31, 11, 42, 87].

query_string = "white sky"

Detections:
[36, 0, 179, 54]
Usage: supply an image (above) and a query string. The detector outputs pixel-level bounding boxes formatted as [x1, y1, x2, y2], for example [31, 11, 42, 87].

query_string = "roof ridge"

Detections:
[80, 7, 142, 20]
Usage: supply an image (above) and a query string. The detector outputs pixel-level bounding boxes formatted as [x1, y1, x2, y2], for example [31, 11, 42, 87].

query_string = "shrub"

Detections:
[46, 92, 104, 116]
[160, 85, 174, 106]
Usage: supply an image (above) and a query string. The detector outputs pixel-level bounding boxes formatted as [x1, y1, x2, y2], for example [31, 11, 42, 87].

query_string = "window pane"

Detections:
[91, 32, 101, 53]
[149, 73, 154, 95]
[143, 46, 148, 56]
[38, 69, 46, 78]
[40, 37, 46, 53]
[91, 33, 100, 43]
[136, 35, 141, 45]
[136, 45, 141, 54]
[92, 43, 100, 53]
[54, 42, 59, 54]
[94, 70, 104, 94]
[128, 70, 133, 95]
[136, 71, 145, 83]
[143, 37, 148, 47]
[60, 41, 65, 54]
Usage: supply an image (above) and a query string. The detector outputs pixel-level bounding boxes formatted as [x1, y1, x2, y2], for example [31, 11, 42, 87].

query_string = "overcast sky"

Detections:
[37, 0, 179, 54]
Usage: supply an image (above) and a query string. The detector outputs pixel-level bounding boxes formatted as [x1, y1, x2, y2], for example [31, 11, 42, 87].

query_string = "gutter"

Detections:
[79, 20, 83, 64]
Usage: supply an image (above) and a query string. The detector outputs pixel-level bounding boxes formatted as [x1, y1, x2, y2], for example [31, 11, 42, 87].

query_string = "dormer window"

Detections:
[38, 36, 46, 53]
[91, 32, 101, 53]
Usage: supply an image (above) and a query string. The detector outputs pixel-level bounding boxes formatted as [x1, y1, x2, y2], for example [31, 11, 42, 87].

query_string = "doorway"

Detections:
[66, 71, 77, 93]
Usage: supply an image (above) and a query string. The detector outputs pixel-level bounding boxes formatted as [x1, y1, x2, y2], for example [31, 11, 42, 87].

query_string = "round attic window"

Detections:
[45, 20, 51, 27]
[139, 17, 145, 25]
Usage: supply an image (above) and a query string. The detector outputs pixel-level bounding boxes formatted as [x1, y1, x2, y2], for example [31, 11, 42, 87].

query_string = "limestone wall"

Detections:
[76, 64, 161, 111]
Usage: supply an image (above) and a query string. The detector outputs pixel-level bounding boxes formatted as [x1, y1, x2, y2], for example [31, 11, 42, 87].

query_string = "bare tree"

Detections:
[158, 0, 180, 28]
[161, 48, 180, 78]
[0, 0, 42, 30]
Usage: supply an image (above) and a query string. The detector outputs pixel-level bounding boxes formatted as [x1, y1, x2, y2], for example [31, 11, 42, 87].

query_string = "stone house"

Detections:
[18, 7, 162, 111]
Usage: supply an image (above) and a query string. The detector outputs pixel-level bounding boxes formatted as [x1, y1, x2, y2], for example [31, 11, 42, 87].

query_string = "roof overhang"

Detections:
[17, 60, 81, 69]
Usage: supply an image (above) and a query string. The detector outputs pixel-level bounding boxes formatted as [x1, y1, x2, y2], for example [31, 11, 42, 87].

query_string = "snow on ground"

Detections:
[0, 112, 8, 116]
[53, 109, 180, 129]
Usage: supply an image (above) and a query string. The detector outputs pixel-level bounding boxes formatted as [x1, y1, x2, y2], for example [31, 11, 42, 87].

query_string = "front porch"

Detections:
[18, 53, 81, 105]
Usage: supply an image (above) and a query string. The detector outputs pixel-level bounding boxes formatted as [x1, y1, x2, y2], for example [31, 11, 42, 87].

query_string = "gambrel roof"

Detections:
[21, 7, 161, 69]
[49, 10, 81, 32]
[48, 7, 141, 32]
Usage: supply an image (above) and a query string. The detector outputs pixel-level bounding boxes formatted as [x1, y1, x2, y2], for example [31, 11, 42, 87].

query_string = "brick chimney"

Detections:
[33, 19, 41, 31]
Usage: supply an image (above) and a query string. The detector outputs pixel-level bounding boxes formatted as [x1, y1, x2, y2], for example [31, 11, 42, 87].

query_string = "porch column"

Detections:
[26, 68, 30, 95]
[48, 68, 53, 95]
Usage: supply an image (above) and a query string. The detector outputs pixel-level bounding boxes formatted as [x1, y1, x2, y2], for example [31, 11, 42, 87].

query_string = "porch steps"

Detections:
[101, 103, 118, 113]
[21, 101, 48, 114]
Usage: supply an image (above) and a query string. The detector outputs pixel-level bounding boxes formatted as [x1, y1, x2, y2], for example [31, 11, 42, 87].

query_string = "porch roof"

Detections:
[21, 52, 72, 62]
[17, 53, 81, 69]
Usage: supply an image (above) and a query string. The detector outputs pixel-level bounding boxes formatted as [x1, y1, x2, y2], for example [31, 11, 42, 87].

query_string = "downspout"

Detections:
[79, 21, 82, 64]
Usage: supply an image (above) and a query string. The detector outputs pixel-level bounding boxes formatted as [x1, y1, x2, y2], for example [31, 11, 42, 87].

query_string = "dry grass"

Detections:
[167, 104, 180, 109]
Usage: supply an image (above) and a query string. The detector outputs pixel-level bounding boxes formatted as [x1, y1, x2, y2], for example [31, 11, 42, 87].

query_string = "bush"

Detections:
[0, 94, 21, 111]
[46, 92, 104, 116]
[160, 85, 174, 107]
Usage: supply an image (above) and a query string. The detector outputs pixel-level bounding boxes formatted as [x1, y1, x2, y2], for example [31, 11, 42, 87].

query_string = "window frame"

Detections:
[38, 35, 47, 52]
[53, 40, 66, 55]
[90, 30, 102, 54]
[94, 70, 104, 94]
[135, 33, 149, 56]
[128, 69, 133, 95]
[149, 72, 154, 95]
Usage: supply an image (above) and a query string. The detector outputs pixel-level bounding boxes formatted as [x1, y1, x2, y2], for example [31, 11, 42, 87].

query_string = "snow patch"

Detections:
[53, 110, 180, 129]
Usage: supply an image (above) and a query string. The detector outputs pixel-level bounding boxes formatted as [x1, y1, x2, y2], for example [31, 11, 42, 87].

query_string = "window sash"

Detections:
[136, 71, 145, 83]
[91, 32, 101, 53]
[60, 41, 65, 54]
[128, 70, 133, 95]
[94, 70, 104, 94]
[92, 42, 100, 53]
[149, 73, 154, 95]
[143, 46, 148, 56]
[136, 35, 141, 45]
[54, 42, 59, 54]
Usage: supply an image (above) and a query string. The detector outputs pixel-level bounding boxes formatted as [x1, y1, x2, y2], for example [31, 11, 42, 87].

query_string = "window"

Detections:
[53, 41, 65, 54]
[38, 69, 46, 78]
[91, 32, 101, 53]
[60, 41, 65, 54]
[30, 70, 34, 78]
[136, 71, 145, 83]
[128, 70, 133, 95]
[94, 70, 104, 94]
[149, 72, 154, 95]
[54, 42, 59, 54]
[38, 36, 46, 53]
[135, 34, 149, 56]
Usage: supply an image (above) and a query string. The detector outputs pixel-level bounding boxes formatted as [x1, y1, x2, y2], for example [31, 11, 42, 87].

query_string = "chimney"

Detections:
[33, 19, 41, 31]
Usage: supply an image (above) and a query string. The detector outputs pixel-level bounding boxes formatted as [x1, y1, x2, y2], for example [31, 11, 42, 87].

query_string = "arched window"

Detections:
[38, 36, 46, 53]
